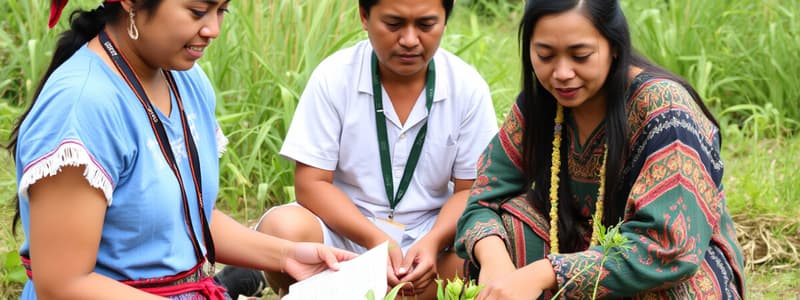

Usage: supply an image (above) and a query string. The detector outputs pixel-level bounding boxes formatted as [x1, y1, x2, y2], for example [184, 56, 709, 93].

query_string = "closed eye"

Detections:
[190, 9, 207, 17]
[418, 23, 435, 31]
[574, 53, 592, 62]
[385, 22, 401, 30]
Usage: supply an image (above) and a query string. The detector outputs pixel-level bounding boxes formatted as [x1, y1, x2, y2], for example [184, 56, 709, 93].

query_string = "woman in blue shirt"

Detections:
[8, 1, 355, 299]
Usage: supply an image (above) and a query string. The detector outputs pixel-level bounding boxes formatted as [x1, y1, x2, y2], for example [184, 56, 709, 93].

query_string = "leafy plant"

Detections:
[0, 250, 26, 285]
[552, 218, 632, 299]
[365, 282, 409, 300]
[363, 275, 483, 300]
[436, 275, 483, 300]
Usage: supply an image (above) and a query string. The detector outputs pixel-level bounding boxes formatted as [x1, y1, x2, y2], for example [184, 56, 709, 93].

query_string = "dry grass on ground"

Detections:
[735, 215, 800, 272]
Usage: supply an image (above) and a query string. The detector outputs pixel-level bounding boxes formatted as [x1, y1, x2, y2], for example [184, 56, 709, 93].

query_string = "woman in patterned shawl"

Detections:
[454, 0, 745, 299]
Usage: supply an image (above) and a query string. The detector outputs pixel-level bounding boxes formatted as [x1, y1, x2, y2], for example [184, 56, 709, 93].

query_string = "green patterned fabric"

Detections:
[455, 73, 745, 299]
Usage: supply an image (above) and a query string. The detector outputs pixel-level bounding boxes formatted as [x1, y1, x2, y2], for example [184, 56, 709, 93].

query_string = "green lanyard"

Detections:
[371, 52, 435, 219]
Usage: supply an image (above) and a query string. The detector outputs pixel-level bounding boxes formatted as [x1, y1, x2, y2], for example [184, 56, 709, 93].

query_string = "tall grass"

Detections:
[441, 4, 521, 121]
[207, 0, 524, 220]
[723, 134, 800, 218]
[202, 1, 366, 220]
[4, 0, 795, 219]
[624, 0, 800, 136]
[0, 0, 57, 107]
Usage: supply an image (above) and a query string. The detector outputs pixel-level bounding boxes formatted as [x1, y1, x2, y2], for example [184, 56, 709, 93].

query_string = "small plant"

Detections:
[435, 275, 483, 300]
[365, 282, 409, 300]
[1, 249, 26, 286]
[552, 217, 631, 299]
[364, 276, 483, 300]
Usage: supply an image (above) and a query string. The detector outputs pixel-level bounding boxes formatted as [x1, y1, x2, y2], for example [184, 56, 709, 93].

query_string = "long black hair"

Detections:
[6, 1, 162, 234]
[518, 0, 719, 252]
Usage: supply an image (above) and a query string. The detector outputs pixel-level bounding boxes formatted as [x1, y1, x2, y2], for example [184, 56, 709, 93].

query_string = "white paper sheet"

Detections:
[283, 241, 388, 300]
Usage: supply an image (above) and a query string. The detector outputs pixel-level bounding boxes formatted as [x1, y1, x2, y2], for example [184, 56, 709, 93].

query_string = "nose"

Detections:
[398, 26, 420, 49]
[200, 13, 222, 39]
[553, 59, 575, 82]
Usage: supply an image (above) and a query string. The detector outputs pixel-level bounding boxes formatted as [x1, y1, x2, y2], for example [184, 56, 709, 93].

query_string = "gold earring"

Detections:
[128, 8, 139, 40]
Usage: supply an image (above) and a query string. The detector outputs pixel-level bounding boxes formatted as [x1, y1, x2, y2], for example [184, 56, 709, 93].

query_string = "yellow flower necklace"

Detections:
[548, 104, 608, 254]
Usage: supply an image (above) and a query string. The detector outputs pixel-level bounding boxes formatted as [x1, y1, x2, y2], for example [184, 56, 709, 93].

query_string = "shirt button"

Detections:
[399, 133, 406, 139]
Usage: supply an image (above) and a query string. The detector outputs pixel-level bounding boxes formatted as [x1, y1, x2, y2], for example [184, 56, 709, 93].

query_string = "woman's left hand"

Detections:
[477, 259, 555, 300]
[283, 242, 357, 281]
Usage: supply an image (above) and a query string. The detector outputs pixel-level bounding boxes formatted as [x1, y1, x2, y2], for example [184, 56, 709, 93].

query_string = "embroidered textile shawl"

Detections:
[455, 74, 745, 299]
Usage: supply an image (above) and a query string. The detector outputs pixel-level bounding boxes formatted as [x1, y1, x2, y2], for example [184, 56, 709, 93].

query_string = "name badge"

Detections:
[375, 218, 406, 244]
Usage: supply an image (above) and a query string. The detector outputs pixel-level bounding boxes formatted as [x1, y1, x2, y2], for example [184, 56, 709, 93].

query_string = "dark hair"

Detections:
[6, 1, 162, 234]
[518, 0, 719, 252]
[359, 0, 455, 22]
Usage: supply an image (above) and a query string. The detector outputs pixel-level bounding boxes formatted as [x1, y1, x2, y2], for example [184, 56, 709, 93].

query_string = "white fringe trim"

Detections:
[19, 140, 114, 206]
[216, 126, 229, 158]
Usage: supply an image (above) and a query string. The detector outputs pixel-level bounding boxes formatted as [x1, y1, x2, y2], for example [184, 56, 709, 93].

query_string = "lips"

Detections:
[395, 53, 422, 63]
[555, 87, 580, 98]
[185, 44, 207, 59]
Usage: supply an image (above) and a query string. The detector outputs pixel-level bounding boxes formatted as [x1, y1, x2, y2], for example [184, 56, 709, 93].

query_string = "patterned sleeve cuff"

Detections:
[460, 218, 508, 267]
[548, 250, 611, 299]
[19, 140, 114, 205]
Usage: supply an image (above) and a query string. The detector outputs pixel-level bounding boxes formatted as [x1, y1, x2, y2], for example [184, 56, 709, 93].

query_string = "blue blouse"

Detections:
[16, 45, 227, 298]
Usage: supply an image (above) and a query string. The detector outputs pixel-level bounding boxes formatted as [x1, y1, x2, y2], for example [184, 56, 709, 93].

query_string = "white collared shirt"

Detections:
[281, 40, 498, 229]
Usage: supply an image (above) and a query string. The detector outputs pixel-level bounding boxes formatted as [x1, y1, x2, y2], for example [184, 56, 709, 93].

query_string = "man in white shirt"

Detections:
[223, 0, 497, 298]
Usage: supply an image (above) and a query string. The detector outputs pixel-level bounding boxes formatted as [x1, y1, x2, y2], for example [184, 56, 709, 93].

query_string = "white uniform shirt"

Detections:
[281, 40, 497, 230]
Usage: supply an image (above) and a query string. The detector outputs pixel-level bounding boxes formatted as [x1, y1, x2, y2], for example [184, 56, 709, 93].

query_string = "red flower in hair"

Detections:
[48, 0, 69, 28]
[49, 0, 122, 28]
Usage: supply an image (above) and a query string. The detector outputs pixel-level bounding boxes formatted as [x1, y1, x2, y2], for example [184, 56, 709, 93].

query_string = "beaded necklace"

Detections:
[548, 104, 608, 254]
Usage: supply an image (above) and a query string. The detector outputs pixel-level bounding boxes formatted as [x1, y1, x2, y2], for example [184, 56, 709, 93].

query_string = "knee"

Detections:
[255, 205, 322, 243]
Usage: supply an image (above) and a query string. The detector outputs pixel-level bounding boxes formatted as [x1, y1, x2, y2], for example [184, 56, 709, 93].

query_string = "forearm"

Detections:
[36, 273, 166, 300]
[28, 167, 165, 299]
[520, 259, 557, 290]
[454, 202, 509, 262]
[472, 236, 517, 285]
[473, 235, 513, 268]
[210, 209, 291, 271]
[297, 181, 388, 248]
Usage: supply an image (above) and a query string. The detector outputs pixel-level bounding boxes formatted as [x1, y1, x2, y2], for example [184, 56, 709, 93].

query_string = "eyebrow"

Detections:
[192, 0, 231, 4]
[533, 42, 595, 50]
[383, 15, 440, 22]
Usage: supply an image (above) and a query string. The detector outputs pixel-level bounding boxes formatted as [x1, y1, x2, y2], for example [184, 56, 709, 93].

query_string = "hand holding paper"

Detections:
[283, 242, 389, 300]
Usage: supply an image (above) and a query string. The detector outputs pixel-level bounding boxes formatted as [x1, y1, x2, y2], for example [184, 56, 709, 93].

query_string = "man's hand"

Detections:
[397, 235, 440, 295]
[386, 238, 406, 289]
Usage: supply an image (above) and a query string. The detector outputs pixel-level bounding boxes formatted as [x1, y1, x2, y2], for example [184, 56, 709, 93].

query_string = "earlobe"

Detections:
[120, 0, 135, 12]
